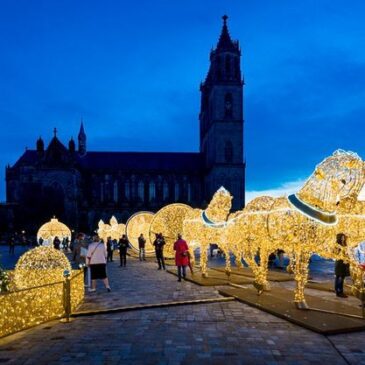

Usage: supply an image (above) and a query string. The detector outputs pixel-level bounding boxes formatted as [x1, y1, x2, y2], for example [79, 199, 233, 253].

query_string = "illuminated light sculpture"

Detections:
[97, 216, 126, 242]
[227, 196, 276, 292]
[183, 187, 233, 276]
[233, 150, 365, 308]
[150, 204, 193, 258]
[126, 211, 155, 255]
[37, 217, 71, 246]
[13, 246, 72, 289]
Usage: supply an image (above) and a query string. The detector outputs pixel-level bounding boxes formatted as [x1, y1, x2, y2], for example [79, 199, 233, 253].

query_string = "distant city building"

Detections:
[5, 16, 245, 232]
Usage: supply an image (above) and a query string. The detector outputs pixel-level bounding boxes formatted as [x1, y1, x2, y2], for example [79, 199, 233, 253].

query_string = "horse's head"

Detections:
[205, 186, 233, 223]
[298, 150, 364, 213]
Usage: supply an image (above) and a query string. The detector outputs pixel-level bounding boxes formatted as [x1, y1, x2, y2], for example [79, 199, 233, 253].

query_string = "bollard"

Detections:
[61, 269, 71, 323]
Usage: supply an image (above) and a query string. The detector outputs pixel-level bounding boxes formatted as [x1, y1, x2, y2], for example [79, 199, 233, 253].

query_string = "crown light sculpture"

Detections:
[37, 217, 71, 245]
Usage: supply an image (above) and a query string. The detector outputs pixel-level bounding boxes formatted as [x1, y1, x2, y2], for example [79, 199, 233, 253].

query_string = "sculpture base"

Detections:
[219, 286, 365, 335]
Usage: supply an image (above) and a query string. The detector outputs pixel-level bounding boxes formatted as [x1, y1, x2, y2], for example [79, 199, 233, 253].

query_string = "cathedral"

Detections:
[5, 16, 246, 232]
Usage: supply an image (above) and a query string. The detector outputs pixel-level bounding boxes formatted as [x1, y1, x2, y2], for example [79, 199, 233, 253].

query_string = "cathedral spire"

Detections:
[216, 15, 238, 52]
[78, 119, 87, 155]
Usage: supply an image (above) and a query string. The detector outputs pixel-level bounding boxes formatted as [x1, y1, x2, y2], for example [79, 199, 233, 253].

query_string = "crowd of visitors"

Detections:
[5, 227, 361, 299]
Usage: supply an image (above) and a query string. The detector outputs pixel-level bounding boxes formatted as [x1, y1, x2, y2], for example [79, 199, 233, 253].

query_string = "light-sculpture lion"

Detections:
[183, 187, 234, 276]
[233, 150, 365, 308]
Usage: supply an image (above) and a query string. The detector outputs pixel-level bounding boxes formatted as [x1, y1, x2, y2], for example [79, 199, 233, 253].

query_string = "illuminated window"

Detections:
[163, 181, 169, 200]
[100, 183, 104, 202]
[138, 181, 144, 201]
[113, 181, 118, 203]
[149, 181, 156, 201]
[125, 181, 130, 200]
[174, 182, 180, 201]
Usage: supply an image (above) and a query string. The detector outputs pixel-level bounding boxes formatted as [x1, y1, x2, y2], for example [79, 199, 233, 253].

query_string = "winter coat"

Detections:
[174, 239, 189, 266]
[335, 260, 350, 277]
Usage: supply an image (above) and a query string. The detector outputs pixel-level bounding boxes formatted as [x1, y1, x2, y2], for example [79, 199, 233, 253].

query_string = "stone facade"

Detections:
[5, 16, 245, 233]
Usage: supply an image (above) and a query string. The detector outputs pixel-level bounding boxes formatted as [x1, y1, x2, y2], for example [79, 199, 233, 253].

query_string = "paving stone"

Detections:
[0, 257, 364, 364]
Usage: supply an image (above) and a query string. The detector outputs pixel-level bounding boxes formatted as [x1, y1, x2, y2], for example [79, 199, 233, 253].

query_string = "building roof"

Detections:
[79, 151, 203, 172]
[11, 150, 204, 173]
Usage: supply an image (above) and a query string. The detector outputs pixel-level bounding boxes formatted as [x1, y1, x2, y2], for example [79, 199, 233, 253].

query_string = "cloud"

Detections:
[245, 179, 306, 204]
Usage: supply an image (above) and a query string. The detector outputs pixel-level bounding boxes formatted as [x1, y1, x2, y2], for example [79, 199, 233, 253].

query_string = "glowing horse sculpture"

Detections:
[183, 187, 233, 276]
[232, 150, 365, 308]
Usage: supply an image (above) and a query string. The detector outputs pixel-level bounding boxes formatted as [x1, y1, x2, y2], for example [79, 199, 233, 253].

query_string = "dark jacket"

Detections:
[335, 260, 350, 277]
[118, 238, 129, 252]
[138, 236, 146, 249]
[153, 238, 165, 253]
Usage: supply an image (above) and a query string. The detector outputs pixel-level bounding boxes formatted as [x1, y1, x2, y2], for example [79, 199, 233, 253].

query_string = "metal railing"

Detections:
[0, 269, 84, 338]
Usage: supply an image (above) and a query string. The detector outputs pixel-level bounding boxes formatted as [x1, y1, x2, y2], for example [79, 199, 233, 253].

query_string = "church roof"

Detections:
[11, 150, 204, 173]
[78, 152, 204, 173]
[12, 150, 38, 168]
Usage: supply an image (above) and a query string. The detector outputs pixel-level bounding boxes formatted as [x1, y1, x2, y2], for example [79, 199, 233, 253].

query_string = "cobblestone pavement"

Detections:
[1, 257, 365, 365]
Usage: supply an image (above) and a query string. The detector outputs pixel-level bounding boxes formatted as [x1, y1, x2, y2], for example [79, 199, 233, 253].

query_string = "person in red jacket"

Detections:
[174, 233, 189, 282]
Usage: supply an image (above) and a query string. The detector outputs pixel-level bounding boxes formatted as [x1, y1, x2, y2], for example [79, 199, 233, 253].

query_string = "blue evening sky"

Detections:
[1, 0, 365, 201]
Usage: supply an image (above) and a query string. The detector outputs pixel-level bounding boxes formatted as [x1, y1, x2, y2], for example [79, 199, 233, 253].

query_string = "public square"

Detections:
[1, 249, 365, 365]
[1, 1, 365, 364]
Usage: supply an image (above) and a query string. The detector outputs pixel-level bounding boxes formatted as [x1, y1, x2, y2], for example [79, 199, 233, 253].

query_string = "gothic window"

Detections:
[163, 181, 169, 201]
[138, 181, 145, 201]
[100, 182, 104, 203]
[174, 182, 180, 201]
[225, 141, 233, 163]
[124, 181, 130, 200]
[216, 55, 222, 79]
[224, 93, 233, 118]
[225, 54, 231, 76]
[149, 181, 156, 202]
[234, 57, 240, 78]
[187, 183, 192, 202]
[113, 181, 118, 203]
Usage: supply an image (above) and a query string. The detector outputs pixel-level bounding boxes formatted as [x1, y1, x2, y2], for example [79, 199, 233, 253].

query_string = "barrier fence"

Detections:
[0, 269, 84, 338]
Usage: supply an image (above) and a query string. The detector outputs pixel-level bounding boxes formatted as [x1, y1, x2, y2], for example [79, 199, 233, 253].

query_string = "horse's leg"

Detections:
[244, 247, 266, 294]
[292, 251, 310, 309]
[257, 246, 271, 291]
[232, 244, 244, 269]
[223, 243, 231, 277]
[200, 242, 209, 277]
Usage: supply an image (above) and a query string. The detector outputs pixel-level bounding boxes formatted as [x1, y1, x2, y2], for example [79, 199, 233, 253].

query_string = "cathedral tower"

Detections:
[200, 16, 245, 209]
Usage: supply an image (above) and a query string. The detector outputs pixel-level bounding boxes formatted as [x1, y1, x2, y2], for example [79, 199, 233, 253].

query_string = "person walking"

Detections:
[153, 233, 166, 270]
[86, 235, 111, 292]
[106, 236, 114, 262]
[118, 234, 129, 267]
[138, 233, 146, 261]
[174, 233, 189, 282]
[334, 233, 350, 298]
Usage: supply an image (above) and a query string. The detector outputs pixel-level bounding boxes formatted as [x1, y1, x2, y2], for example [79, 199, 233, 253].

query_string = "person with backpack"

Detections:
[118, 234, 129, 267]
[153, 233, 166, 270]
